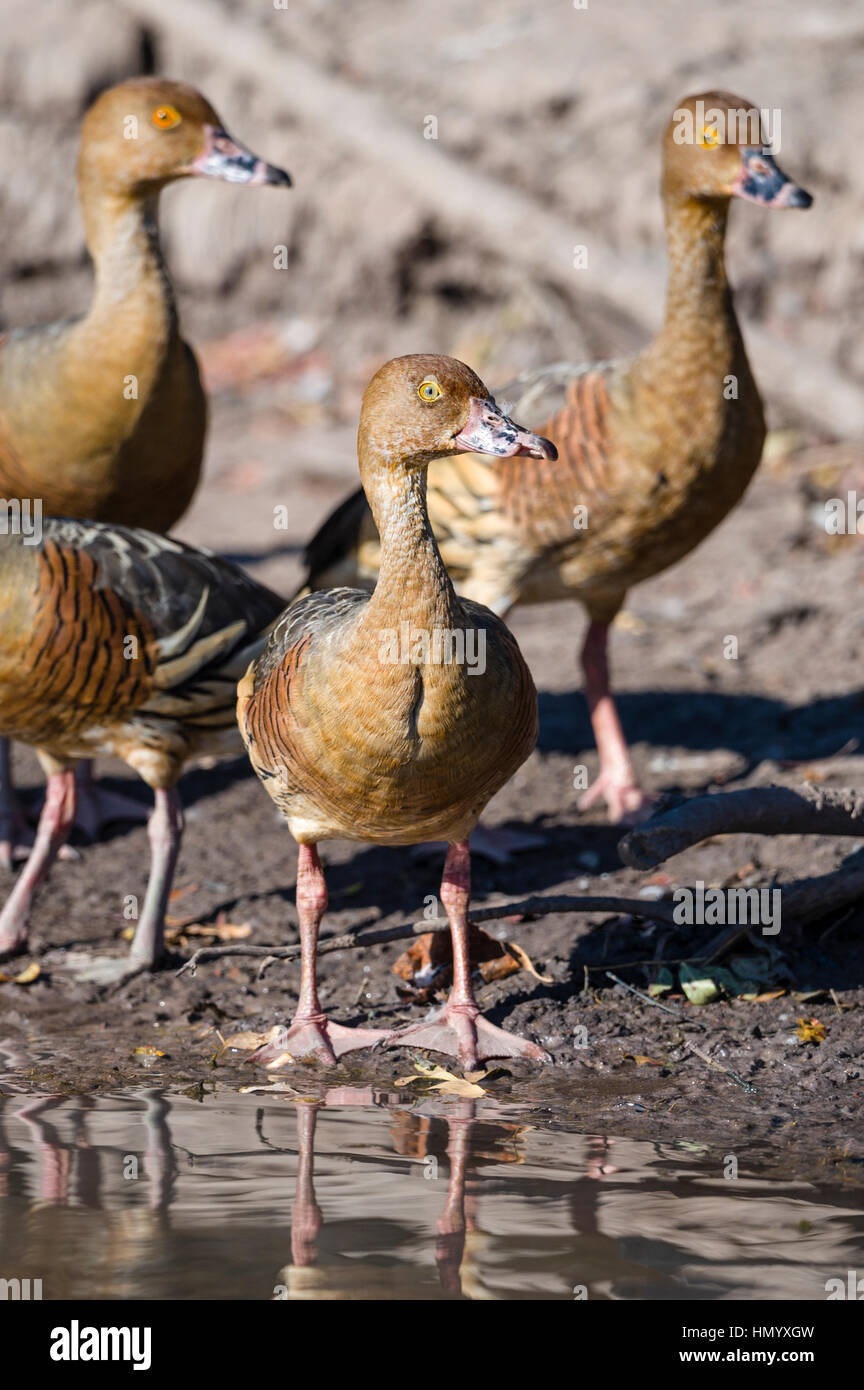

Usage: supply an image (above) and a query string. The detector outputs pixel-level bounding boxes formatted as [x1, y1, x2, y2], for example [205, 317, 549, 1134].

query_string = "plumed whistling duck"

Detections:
[238, 354, 556, 1070]
[0, 519, 285, 978]
[299, 92, 812, 827]
[0, 77, 291, 862]
[0, 77, 290, 529]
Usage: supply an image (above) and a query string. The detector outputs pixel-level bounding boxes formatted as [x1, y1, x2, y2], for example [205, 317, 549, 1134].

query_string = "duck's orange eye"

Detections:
[151, 105, 182, 131]
[418, 379, 443, 402]
[700, 124, 721, 147]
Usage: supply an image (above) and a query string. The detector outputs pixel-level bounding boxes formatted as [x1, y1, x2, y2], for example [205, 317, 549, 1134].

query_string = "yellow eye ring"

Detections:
[700, 125, 720, 147]
[418, 378, 443, 402]
[151, 105, 182, 131]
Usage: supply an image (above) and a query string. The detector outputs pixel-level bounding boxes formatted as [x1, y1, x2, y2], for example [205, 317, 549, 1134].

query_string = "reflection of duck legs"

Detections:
[434, 1104, 473, 1296]
[277, 1087, 385, 1298]
[390, 1101, 524, 1299]
[18, 1095, 73, 1205]
[102, 1091, 176, 1300]
[290, 1102, 323, 1268]
[277, 1090, 493, 1299]
[141, 1090, 177, 1214]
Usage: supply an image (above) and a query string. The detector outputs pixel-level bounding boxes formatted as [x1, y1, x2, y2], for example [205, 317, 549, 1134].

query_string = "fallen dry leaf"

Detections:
[169, 883, 200, 902]
[123, 915, 251, 945]
[220, 1030, 272, 1052]
[184, 922, 251, 940]
[504, 941, 553, 984]
[394, 1059, 489, 1098]
[393, 923, 548, 998]
[613, 609, 646, 634]
[623, 1053, 664, 1067]
[0, 961, 41, 985]
[796, 1017, 827, 1044]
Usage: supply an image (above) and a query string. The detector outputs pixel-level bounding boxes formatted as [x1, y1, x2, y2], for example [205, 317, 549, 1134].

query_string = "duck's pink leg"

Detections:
[577, 620, 653, 825]
[386, 841, 547, 1070]
[128, 786, 184, 970]
[251, 844, 389, 1068]
[0, 767, 76, 959]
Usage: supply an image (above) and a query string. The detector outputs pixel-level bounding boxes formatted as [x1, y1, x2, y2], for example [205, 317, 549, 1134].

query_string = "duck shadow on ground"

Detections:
[538, 688, 864, 763]
[13, 688, 864, 856]
[479, 850, 864, 1030]
[142, 820, 617, 935]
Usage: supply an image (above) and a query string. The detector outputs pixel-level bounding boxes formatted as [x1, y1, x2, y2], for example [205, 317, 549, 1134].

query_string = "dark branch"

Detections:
[619, 784, 864, 870]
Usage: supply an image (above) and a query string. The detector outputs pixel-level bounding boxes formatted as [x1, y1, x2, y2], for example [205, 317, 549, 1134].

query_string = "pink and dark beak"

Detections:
[731, 149, 812, 208]
[452, 396, 557, 460]
[188, 126, 291, 187]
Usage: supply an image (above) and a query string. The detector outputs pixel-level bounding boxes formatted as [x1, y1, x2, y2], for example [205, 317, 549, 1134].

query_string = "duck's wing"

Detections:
[496, 358, 620, 427]
[491, 361, 622, 550]
[0, 520, 285, 759]
[299, 491, 377, 598]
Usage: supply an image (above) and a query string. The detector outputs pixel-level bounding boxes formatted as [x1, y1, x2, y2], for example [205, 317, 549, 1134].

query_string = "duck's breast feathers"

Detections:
[240, 586, 537, 846]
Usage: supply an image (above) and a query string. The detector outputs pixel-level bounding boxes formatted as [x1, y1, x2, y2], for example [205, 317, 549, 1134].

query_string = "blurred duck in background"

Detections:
[298, 91, 812, 832]
[0, 77, 291, 861]
[0, 520, 285, 979]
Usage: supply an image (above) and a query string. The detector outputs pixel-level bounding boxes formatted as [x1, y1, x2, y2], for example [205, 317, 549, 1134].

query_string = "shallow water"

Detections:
[1, 1082, 863, 1301]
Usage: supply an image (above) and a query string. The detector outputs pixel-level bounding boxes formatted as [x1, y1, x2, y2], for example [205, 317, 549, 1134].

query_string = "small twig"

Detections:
[819, 905, 855, 944]
[605, 971, 685, 1020]
[175, 893, 679, 976]
[687, 1041, 758, 1093]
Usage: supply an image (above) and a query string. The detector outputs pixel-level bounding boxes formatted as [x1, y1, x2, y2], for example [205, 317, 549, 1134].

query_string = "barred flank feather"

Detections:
[0, 519, 285, 785]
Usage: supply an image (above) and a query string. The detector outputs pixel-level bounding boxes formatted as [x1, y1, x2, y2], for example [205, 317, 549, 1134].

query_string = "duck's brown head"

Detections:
[77, 78, 291, 196]
[359, 354, 557, 472]
[663, 90, 811, 209]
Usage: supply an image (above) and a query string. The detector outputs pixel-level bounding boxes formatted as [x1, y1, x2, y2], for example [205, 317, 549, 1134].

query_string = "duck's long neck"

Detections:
[643, 194, 743, 383]
[71, 182, 178, 395]
[359, 449, 461, 631]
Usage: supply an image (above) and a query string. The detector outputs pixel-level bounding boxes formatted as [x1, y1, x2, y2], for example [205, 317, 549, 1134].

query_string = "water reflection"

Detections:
[0, 1086, 862, 1300]
[275, 1090, 527, 1299]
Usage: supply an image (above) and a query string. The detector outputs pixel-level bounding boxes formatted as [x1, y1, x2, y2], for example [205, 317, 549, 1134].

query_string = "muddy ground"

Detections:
[2, 420, 864, 1179]
[1, 1, 864, 1178]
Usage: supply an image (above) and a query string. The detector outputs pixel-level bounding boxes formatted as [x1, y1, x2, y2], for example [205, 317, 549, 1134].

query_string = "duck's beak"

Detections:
[187, 126, 292, 187]
[453, 396, 558, 460]
[731, 149, 811, 208]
